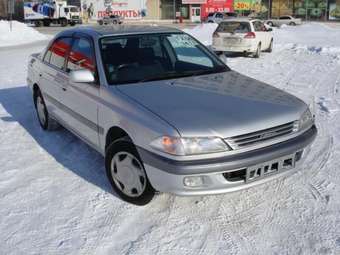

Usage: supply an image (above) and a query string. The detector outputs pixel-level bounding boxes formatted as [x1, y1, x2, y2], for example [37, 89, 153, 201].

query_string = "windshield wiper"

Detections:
[140, 67, 228, 83]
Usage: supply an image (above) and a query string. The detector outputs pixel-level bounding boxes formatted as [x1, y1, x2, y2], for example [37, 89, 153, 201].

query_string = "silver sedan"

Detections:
[27, 25, 317, 205]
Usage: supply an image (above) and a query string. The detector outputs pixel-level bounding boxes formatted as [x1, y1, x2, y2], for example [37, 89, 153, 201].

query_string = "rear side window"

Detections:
[67, 37, 96, 74]
[279, 16, 290, 20]
[216, 22, 250, 33]
[45, 37, 72, 70]
[253, 21, 266, 31]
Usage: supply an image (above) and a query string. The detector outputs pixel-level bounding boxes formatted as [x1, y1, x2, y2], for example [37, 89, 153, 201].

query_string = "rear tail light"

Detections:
[244, 32, 256, 39]
[213, 31, 220, 38]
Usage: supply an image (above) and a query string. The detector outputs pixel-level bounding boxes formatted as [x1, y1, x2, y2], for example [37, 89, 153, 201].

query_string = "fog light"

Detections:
[183, 176, 204, 187]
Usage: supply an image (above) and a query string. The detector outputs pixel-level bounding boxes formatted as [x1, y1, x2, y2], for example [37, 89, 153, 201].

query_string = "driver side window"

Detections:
[67, 37, 96, 75]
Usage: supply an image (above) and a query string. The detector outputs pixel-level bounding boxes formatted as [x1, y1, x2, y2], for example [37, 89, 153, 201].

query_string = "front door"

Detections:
[61, 35, 101, 149]
[191, 7, 201, 22]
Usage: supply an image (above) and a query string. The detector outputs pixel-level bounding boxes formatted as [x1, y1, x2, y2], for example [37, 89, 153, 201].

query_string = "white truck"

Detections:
[265, 15, 302, 27]
[24, 0, 82, 27]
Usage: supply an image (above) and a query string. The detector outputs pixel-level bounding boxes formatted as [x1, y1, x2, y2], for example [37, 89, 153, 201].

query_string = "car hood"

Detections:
[117, 71, 307, 138]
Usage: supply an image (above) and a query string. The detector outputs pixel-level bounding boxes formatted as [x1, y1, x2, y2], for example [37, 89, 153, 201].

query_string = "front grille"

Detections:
[225, 121, 297, 150]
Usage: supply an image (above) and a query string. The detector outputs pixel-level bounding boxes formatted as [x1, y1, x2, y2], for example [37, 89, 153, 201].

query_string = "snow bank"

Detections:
[184, 22, 340, 61]
[0, 20, 47, 47]
[183, 23, 218, 46]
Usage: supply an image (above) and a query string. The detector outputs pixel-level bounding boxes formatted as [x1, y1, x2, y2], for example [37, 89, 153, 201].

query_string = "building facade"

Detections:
[79, 0, 340, 21]
[0, 0, 339, 21]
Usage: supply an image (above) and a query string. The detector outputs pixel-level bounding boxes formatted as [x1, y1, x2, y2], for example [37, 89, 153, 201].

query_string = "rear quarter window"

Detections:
[45, 37, 72, 70]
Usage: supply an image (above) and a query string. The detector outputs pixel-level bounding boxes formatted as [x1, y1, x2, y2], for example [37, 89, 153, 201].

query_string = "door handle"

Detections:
[62, 87, 67, 91]
[39, 73, 42, 77]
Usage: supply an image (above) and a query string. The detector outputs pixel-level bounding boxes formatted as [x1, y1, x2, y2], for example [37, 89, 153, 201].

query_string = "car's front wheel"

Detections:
[105, 138, 155, 205]
[266, 39, 273, 53]
[253, 43, 261, 58]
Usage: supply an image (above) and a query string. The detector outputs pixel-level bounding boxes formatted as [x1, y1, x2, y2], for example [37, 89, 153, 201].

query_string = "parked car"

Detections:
[98, 14, 123, 25]
[212, 19, 273, 57]
[27, 26, 316, 205]
[206, 12, 238, 23]
[266, 15, 302, 27]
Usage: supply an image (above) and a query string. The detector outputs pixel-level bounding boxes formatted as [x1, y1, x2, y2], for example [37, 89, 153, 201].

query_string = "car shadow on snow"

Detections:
[0, 85, 117, 196]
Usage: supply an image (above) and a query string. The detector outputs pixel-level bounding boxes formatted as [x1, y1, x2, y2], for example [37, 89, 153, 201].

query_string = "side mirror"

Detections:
[70, 69, 95, 83]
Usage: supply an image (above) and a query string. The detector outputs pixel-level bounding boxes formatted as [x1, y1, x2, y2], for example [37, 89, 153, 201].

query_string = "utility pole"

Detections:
[7, 0, 15, 31]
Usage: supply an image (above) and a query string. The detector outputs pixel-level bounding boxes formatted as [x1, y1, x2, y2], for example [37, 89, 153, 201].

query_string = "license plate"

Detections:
[224, 38, 239, 44]
[245, 156, 296, 183]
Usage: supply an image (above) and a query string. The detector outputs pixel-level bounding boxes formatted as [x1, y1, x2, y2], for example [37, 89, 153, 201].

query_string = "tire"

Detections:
[34, 89, 59, 130]
[267, 21, 274, 27]
[253, 43, 261, 58]
[112, 20, 118, 25]
[266, 39, 273, 53]
[105, 138, 155, 205]
[289, 22, 296, 26]
[60, 18, 67, 27]
[98, 20, 103, 25]
[34, 20, 43, 27]
[43, 20, 50, 27]
[70, 22, 76, 26]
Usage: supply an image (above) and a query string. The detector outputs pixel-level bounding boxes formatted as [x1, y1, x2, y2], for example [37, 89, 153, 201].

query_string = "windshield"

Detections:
[70, 7, 79, 12]
[216, 22, 250, 33]
[100, 33, 228, 85]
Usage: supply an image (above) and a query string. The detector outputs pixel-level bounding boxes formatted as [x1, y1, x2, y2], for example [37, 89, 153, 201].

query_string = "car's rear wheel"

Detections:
[105, 138, 155, 205]
[34, 90, 59, 130]
[98, 20, 103, 25]
[253, 43, 261, 58]
[289, 22, 296, 26]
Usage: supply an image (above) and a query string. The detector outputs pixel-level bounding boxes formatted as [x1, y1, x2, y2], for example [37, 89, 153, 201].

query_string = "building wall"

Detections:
[0, 0, 8, 18]
[146, 0, 160, 19]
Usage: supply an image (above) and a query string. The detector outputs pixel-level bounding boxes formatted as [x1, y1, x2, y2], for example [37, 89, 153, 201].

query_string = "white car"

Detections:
[266, 16, 302, 27]
[206, 12, 238, 23]
[212, 19, 273, 58]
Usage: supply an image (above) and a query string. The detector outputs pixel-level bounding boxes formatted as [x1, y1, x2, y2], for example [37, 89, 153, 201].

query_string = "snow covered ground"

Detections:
[0, 20, 47, 47]
[0, 23, 340, 255]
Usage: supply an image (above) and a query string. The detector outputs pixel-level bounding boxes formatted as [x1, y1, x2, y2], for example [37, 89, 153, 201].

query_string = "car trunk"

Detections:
[213, 21, 251, 46]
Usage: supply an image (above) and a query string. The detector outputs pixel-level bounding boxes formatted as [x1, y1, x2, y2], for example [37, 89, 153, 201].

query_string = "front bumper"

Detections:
[139, 125, 317, 196]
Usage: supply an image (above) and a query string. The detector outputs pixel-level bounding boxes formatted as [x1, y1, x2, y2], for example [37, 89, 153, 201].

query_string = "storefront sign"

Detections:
[201, 0, 233, 18]
[182, 0, 207, 3]
[234, 0, 252, 10]
[82, 0, 147, 20]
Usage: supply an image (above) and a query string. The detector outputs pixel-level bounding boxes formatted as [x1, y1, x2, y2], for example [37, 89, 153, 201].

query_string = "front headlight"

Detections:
[150, 136, 230, 156]
[295, 108, 314, 131]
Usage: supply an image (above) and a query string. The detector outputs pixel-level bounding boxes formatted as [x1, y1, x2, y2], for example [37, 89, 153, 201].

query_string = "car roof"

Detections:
[56, 25, 181, 39]
[219, 18, 253, 23]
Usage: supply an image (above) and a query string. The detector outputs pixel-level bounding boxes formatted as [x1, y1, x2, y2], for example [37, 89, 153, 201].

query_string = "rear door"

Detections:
[252, 20, 268, 49]
[61, 34, 101, 148]
[39, 37, 72, 121]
